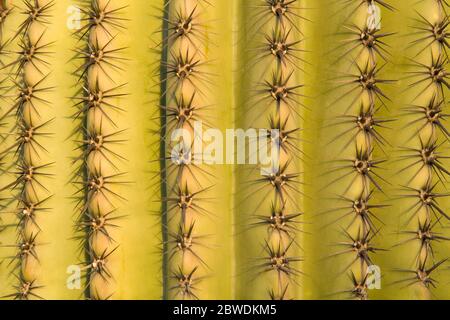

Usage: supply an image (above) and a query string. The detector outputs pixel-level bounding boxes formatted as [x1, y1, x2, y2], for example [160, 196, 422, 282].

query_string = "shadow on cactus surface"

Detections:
[0, 0, 449, 301]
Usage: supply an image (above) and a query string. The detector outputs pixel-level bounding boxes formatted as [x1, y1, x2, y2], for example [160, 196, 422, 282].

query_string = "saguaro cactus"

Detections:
[0, 0, 56, 300]
[235, 0, 305, 300]
[393, 0, 450, 299]
[323, 0, 394, 300]
[0, 0, 450, 301]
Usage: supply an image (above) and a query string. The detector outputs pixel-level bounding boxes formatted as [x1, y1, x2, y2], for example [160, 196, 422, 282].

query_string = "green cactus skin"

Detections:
[387, 0, 450, 300]
[0, 0, 449, 301]
[160, 0, 234, 300]
[234, 0, 305, 300]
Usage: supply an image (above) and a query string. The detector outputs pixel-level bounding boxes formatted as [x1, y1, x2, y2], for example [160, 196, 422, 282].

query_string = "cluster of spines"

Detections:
[0, 0, 54, 300]
[327, 1, 394, 299]
[395, 0, 450, 294]
[246, 0, 305, 300]
[160, 0, 212, 300]
[0, 0, 11, 228]
[73, 0, 127, 300]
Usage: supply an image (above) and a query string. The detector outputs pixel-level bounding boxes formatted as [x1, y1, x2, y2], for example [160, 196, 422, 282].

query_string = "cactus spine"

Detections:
[0, 0, 450, 301]
[160, 0, 234, 300]
[327, 0, 394, 300]
[72, 0, 128, 300]
[235, 0, 305, 300]
[391, 0, 450, 299]
[0, 0, 55, 299]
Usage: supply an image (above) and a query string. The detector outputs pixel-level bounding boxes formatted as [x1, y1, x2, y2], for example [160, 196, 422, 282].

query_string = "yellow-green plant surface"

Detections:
[0, 0, 449, 300]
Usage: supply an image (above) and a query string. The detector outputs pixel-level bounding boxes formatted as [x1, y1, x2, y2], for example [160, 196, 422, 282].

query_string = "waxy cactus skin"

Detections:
[0, 0, 449, 300]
